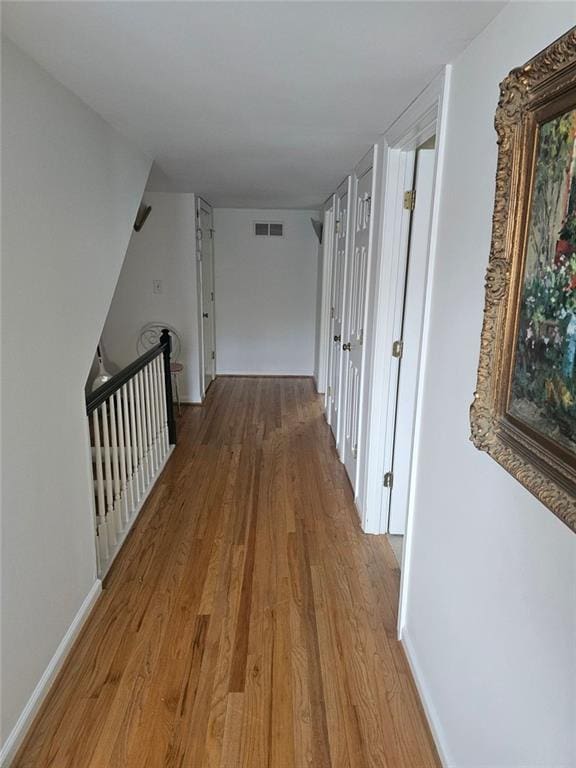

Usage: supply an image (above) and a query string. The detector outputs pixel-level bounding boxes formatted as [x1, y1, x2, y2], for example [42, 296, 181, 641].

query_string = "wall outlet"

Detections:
[153, 279, 162, 294]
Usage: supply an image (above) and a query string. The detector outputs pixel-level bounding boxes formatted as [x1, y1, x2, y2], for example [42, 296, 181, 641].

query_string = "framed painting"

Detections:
[470, 27, 576, 532]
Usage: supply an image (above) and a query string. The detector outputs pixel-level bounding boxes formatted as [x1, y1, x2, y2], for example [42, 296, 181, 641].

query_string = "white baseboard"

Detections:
[401, 629, 452, 767]
[0, 580, 102, 767]
[216, 372, 314, 378]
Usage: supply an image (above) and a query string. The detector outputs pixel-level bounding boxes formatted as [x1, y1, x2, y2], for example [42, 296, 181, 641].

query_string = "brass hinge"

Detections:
[211, 351, 215, 360]
[392, 340, 403, 359]
[403, 190, 416, 211]
[383, 471, 393, 488]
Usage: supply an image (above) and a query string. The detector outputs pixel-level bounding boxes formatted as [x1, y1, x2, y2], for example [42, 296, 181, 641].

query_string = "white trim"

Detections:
[398, 65, 452, 637]
[384, 71, 445, 149]
[0, 581, 102, 767]
[401, 630, 452, 767]
[215, 372, 315, 378]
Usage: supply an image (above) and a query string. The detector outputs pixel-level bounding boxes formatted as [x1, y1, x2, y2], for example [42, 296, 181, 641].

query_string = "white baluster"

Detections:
[138, 369, 150, 487]
[158, 354, 169, 454]
[92, 409, 109, 566]
[100, 402, 117, 550]
[115, 390, 128, 526]
[144, 363, 155, 476]
[148, 362, 158, 473]
[129, 376, 140, 503]
[122, 383, 135, 517]
[109, 395, 122, 536]
[134, 370, 146, 492]
[153, 356, 164, 463]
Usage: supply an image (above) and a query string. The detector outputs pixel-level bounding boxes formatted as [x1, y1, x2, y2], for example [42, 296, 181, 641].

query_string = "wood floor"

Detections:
[15, 377, 439, 767]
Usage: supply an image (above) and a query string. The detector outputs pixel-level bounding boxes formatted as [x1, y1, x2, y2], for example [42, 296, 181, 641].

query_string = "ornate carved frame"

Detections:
[470, 28, 576, 533]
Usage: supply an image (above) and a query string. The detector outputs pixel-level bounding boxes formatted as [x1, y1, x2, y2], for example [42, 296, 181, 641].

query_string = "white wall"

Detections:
[100, 193, 202, 403]
[403, 5, 576, 766]
[213, 209, 319, 376]
[1, 39, 151, 759]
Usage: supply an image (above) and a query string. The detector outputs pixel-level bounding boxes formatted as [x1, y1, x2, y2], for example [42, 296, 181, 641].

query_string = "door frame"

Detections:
[195, 195, 216, 400]
[316, 194, 336, 397]
[358, 68, 452, 636]
[386, 148, 436, 535]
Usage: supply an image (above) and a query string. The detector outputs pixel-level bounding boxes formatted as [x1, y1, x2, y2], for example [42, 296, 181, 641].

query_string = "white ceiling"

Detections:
[3, 1, 505, 209]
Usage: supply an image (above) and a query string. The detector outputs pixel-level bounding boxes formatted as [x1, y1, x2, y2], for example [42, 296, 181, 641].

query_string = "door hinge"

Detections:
[352, 443, 358, 459]
[211, 291, 214, 301]
[365, 196, 372, 219]
[330, 305, 335, 319]
[392, 340, 403, 359]
[210, 228, 214, 239]
[335, 219, 340, 233]
[327, 385, 332, 397]
[211, 351, 215, 360]
[383, 471, 394, 488]
[403, 190, 416, 211]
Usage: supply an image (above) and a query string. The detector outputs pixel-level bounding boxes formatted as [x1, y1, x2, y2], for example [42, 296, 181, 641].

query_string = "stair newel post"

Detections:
[161, 329, 177, 445]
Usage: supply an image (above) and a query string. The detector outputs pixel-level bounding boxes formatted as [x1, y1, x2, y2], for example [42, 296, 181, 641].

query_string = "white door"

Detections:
[386, 149, 435, 533]
[196, 197, 216, 394]
[318, 198, 335, 401]
[327, 177, 351, 441]
[342, 159, 373, 486]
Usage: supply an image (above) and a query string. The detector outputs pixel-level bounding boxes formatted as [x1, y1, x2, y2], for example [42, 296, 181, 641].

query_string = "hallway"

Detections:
[15, 378, 439, 767]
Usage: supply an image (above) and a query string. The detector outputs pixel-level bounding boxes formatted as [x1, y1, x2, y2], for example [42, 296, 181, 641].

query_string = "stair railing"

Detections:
[86, 329, 177, 577]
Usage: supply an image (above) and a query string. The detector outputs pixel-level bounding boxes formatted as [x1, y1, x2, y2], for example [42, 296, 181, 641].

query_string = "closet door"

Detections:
[342, 151, 374, 486]
[327, 177, 352, 442]
[196, 197, 216, 393]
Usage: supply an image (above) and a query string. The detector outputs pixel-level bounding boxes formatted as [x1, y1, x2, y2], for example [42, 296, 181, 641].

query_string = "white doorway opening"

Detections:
[359, 69, 452, 635]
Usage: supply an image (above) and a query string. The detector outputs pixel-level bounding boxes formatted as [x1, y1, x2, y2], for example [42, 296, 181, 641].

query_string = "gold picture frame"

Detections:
[470, 28, 576, 533]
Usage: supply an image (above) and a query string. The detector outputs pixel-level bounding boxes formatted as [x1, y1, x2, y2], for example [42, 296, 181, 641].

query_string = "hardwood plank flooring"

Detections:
[14, 377, 440, 767]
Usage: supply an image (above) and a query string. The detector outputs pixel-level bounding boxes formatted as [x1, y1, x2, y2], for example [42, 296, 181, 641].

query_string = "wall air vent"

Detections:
[253, 222, 284, 238]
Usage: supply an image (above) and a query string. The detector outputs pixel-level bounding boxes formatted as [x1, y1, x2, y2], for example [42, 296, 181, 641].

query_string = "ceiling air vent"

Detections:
[253, 221, 284, 238]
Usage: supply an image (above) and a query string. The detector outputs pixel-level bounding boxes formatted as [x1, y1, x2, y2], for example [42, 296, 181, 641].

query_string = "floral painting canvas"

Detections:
[509, 107, 576, 456]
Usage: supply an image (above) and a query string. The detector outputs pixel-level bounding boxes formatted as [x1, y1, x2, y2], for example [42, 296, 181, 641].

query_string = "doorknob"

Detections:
[334, 334, 341, 342]
[203, 312, 209, 318]
[342, 342, 351, 351]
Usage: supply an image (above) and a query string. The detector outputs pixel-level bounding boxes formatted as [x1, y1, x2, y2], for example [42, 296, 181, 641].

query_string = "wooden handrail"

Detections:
[87, 342, 165, 414]
[87, 329, 176, 446]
